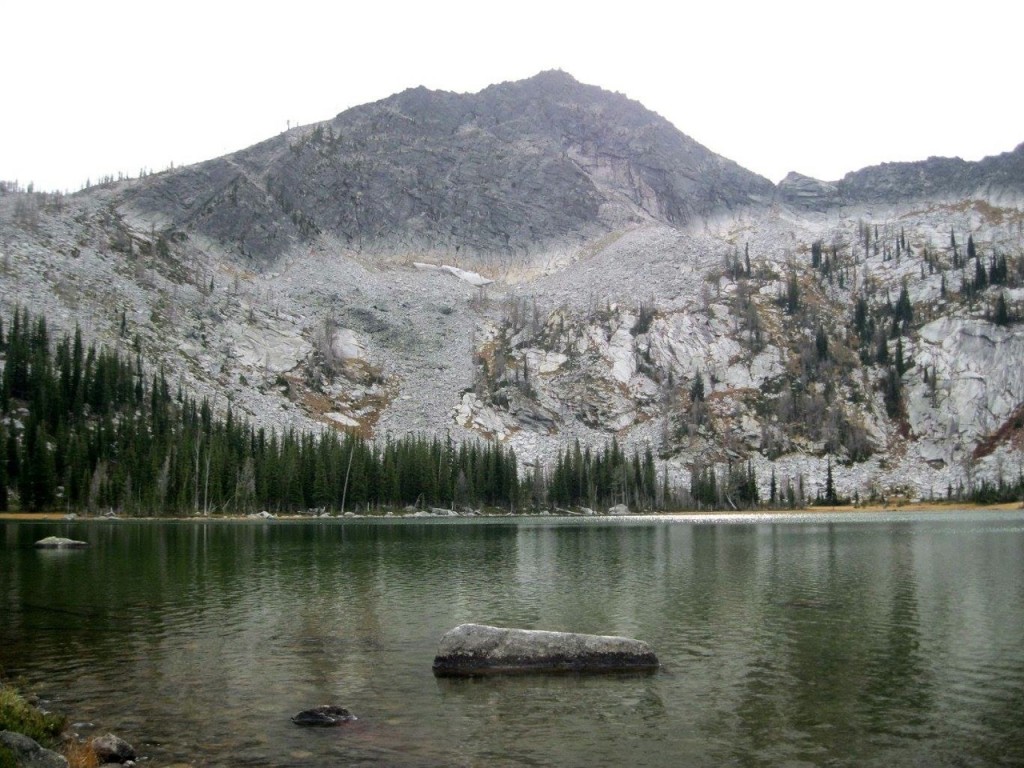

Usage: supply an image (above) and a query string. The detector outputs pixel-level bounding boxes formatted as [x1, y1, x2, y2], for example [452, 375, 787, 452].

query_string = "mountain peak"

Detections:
[518, 68, 581, 87]
[123, 72, 774, 263]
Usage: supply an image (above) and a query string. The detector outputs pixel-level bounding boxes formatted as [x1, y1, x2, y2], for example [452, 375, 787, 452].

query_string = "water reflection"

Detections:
[1, 514, 1023, 767]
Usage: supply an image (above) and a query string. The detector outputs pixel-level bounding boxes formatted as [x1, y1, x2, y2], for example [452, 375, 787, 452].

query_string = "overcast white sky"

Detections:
[3, 0, 1022, 193]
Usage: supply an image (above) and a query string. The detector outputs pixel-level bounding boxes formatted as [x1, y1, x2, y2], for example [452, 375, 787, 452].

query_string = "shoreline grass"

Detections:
[0, 682, 65, 749]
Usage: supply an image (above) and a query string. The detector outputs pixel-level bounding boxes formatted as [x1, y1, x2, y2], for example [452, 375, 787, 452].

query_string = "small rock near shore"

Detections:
[90, 732, 136, 764]
[291, 705, 357, 726]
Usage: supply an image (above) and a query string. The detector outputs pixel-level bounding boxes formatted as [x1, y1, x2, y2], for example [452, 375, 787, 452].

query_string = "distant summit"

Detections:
[779, 143, 1024, 210]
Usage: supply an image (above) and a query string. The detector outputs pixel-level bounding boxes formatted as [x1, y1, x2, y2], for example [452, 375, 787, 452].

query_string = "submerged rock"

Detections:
[90, 732, 136, 764]
[0, 730, 69, 767]
[432, 623, 659, 676]
[291, 705, 356, 727]
[33, 537, 88, 549]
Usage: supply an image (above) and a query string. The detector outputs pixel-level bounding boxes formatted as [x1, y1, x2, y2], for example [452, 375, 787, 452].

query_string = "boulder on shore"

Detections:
[0, 730, 68, 768]
[33, 537, 89, 549]
[432, 623, 659, 676]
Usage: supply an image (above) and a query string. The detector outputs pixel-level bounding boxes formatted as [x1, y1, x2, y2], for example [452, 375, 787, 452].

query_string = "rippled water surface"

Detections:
[2, 513, 1023, 766]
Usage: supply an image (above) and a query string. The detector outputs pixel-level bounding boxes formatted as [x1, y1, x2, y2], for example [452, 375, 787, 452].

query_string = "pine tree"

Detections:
[994, 293, 1010, 326]
[824, 457, 837, 505]
[884, 366, 903, 419]
[0, 425, 7, 511]
[895, 282, 913, 333]
[815, 325, 829, 361]
[690, 372, 705, 403]
[895, 337, 907, 376]
[785, 273, 800, 314]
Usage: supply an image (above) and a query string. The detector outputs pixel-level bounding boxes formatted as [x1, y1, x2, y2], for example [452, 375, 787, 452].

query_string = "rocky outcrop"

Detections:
[432, 623, 659, 676]
[777, 172, 841, 211]
[290, 705, 356, 726]
[0, 730, 68, 768]
[33, 537, 88, 549]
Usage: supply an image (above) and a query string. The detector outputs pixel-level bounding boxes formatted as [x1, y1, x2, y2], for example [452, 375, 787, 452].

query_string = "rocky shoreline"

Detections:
[0, 684, 136, 768]
[2, 500, 1021, 524]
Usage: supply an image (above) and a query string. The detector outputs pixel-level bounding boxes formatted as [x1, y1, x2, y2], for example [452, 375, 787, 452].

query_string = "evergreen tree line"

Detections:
[0, 308, 660, 515]
[963, 471, 1024, 504]
[546, 438, 664, 511]
[0, 308, 520, 514]
[0, 305, 729, 515]
[3, 307, 1018, 515]
[690, 460, 759, 509]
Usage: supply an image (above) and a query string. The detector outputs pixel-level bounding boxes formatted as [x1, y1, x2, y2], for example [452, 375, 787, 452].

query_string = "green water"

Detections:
[2, 512, 1023, 767]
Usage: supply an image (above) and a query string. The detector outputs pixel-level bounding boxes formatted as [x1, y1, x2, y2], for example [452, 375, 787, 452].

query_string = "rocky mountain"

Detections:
[2, 71, 1023, 506]
[120, 70, 775, 264]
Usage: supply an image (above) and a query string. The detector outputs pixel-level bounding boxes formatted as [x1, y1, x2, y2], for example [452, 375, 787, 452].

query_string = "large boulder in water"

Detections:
[432, 623, 659, 676]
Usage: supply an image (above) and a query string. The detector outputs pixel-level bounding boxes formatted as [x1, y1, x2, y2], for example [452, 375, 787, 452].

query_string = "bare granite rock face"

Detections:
[432, 623, 659, 676]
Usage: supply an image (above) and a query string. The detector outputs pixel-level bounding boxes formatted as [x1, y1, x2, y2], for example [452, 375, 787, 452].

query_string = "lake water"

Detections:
[2, 512, 1023, 767]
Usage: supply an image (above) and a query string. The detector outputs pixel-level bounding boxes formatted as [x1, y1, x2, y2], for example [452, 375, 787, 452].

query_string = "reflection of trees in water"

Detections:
[704, 522, 932, 765]
[513, 523, 663, 634]
[859, 527, 930, 730]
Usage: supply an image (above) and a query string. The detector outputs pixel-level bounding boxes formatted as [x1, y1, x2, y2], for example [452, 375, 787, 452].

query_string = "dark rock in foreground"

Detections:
[33, 537, 88, 549]
[0, 730, 68, 768]
[291, 705, 356, 726]
[432, 623, 659, 676]
[90, 732, 135, 764]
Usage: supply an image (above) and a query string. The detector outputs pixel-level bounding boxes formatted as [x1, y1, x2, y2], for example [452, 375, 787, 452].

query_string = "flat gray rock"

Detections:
[33, 537, 88, 549]
[432, 623, 659, 676]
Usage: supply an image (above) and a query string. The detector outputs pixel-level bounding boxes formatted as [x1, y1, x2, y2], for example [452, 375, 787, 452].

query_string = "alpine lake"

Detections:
[2, 511, 1023, 767]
